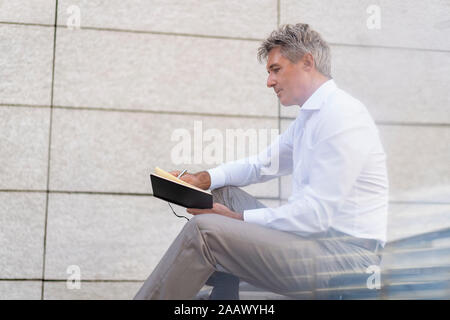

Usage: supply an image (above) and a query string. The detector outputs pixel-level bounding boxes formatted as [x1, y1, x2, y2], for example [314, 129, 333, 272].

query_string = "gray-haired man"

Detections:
[135, 23, 388, 300]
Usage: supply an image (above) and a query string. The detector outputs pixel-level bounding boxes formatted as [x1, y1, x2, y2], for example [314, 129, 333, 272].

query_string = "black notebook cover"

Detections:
[150, 174, 213, 209]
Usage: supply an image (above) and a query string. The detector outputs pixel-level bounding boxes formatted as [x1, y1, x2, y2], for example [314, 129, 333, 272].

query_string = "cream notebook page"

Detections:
[154, 167, 211, 194]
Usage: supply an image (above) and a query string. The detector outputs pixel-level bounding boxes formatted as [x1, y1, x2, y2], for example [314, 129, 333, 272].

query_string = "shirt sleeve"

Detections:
[244, 116, 377, 235]
[207, 121, 296, 190]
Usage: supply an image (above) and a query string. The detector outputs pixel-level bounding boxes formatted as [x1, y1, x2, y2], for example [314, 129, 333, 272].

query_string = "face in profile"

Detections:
[265, 47, 313, 107]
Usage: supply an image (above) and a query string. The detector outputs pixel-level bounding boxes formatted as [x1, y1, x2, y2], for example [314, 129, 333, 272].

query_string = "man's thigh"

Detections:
[191, 213, 321, 297]
[212, 186, 266, 213]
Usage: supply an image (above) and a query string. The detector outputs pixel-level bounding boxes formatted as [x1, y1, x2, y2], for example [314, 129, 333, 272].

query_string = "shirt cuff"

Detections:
[243, 207, 268, 226]
[207, 167, 227, 190]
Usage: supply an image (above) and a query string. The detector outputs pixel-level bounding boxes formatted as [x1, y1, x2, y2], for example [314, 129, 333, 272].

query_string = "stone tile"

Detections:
[0, 192, 46, 278]
[387, 203, 450, 242]
[43, 281, 142, 300]
[57, 0, 277, 39]
[53, 28, 277, 117]
[379, 125, 450, 202]
[0, 281, 42, 300]
[44, 193, 187, 280]
[281, 0, 450, 51]
[281, 46, 450, 124]
[331, 46, 450, 124]
[0, 25, 54, 106]
[0, 0, 55, 25]
[49, 108, 279, 197]
[0, 106, 50, 190]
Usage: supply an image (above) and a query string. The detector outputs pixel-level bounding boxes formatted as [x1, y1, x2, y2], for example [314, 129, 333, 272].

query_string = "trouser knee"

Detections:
[188, 213, 223, 233]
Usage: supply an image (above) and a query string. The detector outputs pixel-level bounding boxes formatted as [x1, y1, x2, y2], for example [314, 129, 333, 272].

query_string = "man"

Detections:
[135, 23, 388, 300]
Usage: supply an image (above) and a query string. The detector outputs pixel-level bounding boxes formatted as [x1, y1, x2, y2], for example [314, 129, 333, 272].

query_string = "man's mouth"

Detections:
[275, 89, 282, 96]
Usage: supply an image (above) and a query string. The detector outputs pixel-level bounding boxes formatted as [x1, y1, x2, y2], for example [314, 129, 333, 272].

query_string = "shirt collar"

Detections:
[300, 79, 337, 111]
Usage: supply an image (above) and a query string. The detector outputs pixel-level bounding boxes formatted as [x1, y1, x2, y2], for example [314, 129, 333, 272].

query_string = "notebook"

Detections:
[150, 167, 213, 209]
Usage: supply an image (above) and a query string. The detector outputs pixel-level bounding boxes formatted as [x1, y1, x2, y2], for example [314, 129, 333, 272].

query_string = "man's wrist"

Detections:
[207, 167, 226, 190]
[195, 171, 211, 190]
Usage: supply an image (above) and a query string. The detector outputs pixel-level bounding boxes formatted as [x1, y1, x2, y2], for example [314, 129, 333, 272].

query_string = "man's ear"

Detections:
[302, 53, 315, 72]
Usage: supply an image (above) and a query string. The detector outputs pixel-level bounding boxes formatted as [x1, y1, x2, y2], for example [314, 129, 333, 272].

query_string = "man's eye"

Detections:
[267, 68, 280, 74]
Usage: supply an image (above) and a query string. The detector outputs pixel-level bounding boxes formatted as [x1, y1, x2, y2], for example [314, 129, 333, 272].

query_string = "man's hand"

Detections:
[169, 170, 242, 220]
[187, 203, 244, 221]
[169, 170, 211, 190]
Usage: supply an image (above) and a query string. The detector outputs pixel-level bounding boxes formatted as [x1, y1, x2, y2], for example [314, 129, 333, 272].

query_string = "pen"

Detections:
[177, 169, 187, 179]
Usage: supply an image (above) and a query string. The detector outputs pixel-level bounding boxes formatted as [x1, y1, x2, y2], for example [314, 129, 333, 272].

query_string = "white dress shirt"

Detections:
[208, 80, 389, 246]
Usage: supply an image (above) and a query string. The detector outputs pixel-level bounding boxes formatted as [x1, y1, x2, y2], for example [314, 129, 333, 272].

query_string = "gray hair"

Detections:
[257, 23, 332, 78]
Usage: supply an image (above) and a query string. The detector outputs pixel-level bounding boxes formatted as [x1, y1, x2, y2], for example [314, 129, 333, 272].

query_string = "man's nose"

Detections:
[267, 74, 276, 88]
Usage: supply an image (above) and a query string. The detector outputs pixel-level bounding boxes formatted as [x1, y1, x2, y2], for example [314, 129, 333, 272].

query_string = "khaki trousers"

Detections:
[134, 186, 381, 300]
